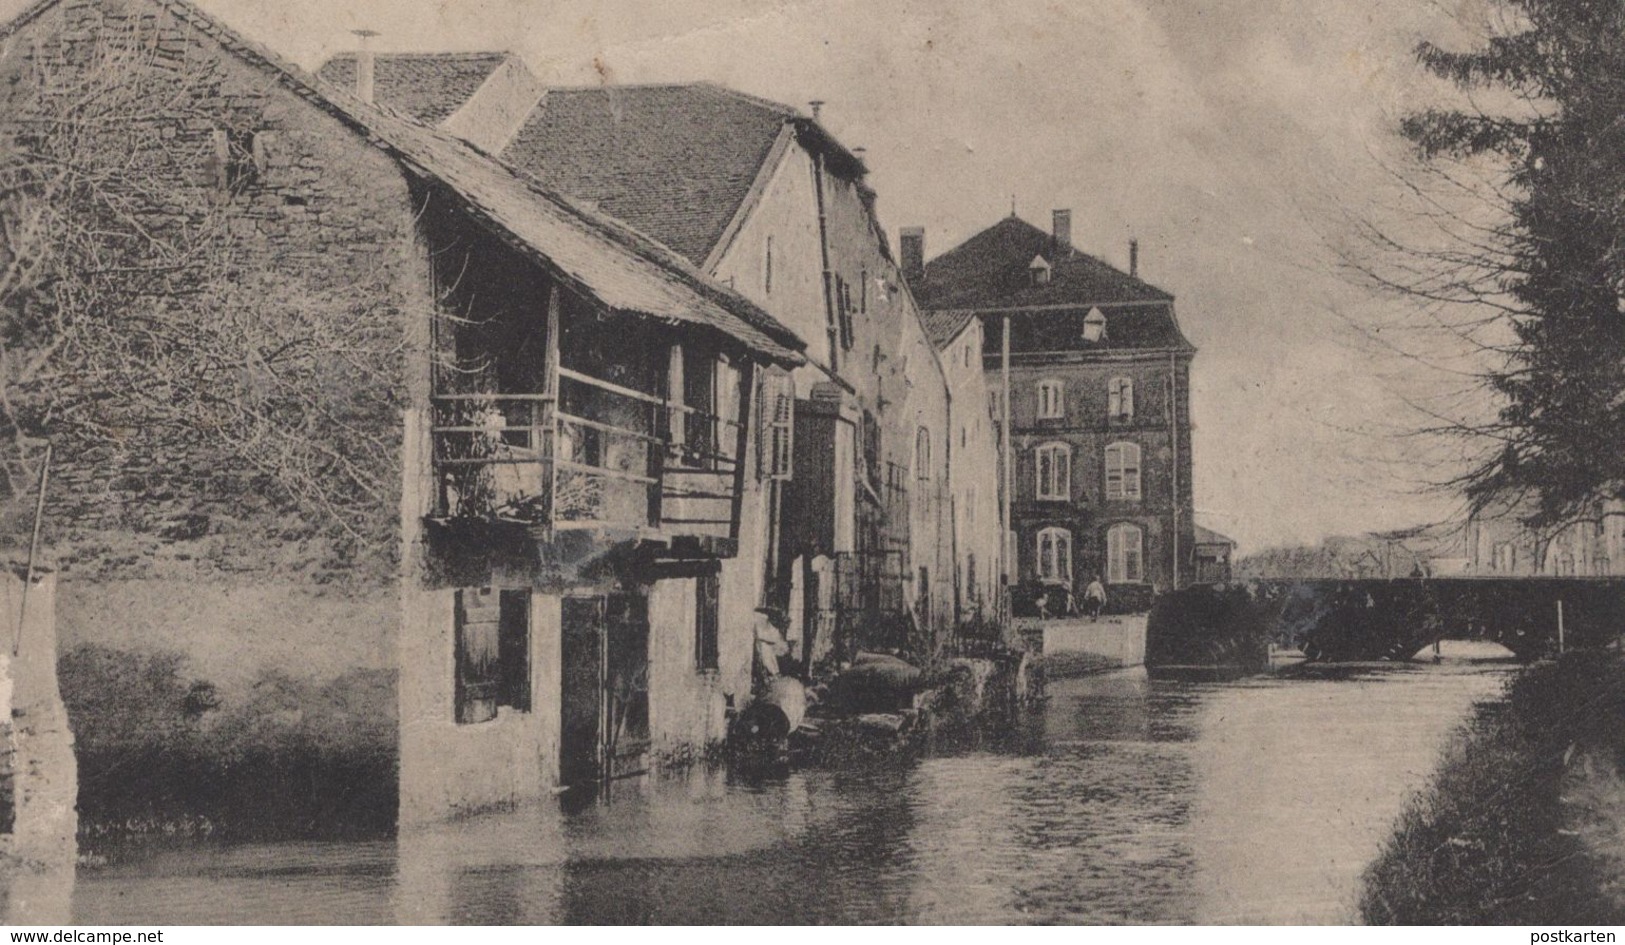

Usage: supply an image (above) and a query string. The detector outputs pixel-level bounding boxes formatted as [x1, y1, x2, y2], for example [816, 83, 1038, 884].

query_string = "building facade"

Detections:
[2, 0, 816, 825]
[910, 211, 1197, 610]
[1465, 496, 1625, 577]
[330, 63, 1009, 663]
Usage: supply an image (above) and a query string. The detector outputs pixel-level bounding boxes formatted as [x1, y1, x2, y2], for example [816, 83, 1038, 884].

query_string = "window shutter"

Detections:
[759, 373, 795, 480]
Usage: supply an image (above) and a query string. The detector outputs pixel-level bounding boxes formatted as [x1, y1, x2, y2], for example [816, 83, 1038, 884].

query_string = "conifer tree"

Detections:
[1404, 1, 1625, 525]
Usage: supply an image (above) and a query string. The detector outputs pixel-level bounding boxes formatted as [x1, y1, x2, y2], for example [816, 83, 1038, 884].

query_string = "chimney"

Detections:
[900, 226, 925, 284]
[1052, 208, 1072, 252]
[351, 29, 379, 104]
[1129, 238, 1140, 278]
[808, 100, 824, 121]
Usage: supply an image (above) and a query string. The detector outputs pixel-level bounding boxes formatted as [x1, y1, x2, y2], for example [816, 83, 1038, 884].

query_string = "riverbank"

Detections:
[61, 644, 396, 843]
[1360, 651, 1625, 924]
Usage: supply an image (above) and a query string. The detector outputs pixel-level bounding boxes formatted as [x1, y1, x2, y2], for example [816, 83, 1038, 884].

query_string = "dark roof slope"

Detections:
[1193, 525, 1236, 548]
[500, 84, 793, 264]
[302, 65, 869, 268]
[317, 52, 509, 125]
[920, 309, 976, 348]
[915, 215, 1191, 352]
[915, 215, 1175, 311]
[0, 0, 802, 363]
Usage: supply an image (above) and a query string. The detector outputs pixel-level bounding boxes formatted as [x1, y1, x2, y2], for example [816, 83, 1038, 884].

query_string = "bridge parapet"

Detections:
[1148, 577, 1625, 669]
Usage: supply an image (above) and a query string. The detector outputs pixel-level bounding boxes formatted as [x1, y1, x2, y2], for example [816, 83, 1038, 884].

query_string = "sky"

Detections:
[44, 0, 1509, 552]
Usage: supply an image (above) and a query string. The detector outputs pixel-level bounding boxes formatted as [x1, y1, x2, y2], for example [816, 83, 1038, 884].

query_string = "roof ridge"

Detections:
[691, 81, 802, 117]
[0, 0, 804, 358]
[925, 213, 1174, 300]
[538, 80, 798, 118]
[320, 50, 514, 65]
[0, 0, 63, 42]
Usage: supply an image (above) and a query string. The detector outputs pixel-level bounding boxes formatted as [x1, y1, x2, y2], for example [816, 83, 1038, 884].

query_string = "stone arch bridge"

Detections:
[1146, 577, 1625, 670]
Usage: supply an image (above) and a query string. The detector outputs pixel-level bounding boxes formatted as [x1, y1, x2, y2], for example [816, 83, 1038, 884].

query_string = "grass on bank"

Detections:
[1361, 651, 1625, 924]
[60, 643, 397, 842]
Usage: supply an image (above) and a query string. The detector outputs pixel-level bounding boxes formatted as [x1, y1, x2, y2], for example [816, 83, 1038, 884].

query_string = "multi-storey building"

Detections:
[909, 210, 1197, 609]
[328, 58, 1006, 663]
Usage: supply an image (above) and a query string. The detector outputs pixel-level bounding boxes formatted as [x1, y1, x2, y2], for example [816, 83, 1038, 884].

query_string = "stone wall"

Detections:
[3, 0, 428, 584]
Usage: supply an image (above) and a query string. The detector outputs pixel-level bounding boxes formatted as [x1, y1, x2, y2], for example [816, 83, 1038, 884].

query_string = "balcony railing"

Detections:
[430, 366, 744, 543]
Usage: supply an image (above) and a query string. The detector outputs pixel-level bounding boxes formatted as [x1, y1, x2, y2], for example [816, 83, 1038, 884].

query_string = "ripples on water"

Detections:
[67, 642, 1517, 925]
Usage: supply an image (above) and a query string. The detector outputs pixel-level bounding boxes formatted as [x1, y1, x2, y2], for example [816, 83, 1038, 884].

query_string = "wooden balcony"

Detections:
[429, 364, 746, 556]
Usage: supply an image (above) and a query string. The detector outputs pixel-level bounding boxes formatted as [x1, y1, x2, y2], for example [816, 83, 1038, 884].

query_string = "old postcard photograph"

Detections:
[0, 0, 1620, 929]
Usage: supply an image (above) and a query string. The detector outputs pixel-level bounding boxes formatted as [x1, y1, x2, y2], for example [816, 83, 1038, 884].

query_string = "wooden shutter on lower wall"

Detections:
[454, 588, 502, 724]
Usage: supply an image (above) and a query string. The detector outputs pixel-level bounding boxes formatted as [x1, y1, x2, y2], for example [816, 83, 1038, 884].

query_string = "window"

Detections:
[860, 409, 881, 491]
[1107, 524, 1144, 583]
[1493, 542, 1514, 572]
[963, 344, 972, 368]
[671, 345, 718, 467]
[915, 426, 932, 481]
[1035, 442, 1070, 500]
[759, 372, 795, 480]
[1037, 379, 1064, 419]
[764, 236, 773, 295]
[1037, 527, 1072, 584]
[1105, 442, 1141, 501]
[860, 267, 868, 314]
[211, 127, 262, 197]
[454, 587, 530, 724]
[1108, 377, 1134, 421]
[1083, 307, 1108, 343]
[989, 389, 1002, 419]
[695, 572, 719, 671]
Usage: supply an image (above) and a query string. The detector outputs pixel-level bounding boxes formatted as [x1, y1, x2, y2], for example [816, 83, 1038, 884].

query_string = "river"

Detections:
[67, 641, 1516, 925]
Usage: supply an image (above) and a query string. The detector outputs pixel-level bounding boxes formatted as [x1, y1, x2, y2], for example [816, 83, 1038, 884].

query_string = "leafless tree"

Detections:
[0, 19, 406, 572]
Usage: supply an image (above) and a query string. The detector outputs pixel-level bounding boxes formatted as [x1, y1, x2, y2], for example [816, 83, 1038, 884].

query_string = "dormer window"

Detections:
[1083, 307, 1107, 343]
[1028, 255, 1052, 286]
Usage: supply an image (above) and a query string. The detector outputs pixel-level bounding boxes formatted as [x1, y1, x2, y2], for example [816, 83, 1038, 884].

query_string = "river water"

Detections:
[69, 642, 1515, 925]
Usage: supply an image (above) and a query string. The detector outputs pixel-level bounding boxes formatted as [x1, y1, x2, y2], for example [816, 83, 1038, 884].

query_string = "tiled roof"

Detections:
[316, 52, 510, 125]
[916, 215, 1175, 309]
[920, 309, 977, 349]
[500, 84, 796, 264]
[1, 0, 803, 364]
[915, 215, 1191, 352]
[306, 62, 871, 269]
[355, 103, 804, 362]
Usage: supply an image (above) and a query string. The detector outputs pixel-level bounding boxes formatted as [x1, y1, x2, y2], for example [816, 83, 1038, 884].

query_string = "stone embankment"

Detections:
[1017, 615, 1148, 677]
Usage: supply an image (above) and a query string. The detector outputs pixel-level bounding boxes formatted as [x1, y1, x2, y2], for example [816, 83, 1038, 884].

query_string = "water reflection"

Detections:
[70, 643, 1517, 925]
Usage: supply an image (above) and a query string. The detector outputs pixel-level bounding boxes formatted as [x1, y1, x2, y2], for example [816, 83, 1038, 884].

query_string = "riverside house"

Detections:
[326, 59, 1010, 665]
[0, 0, 807, 824]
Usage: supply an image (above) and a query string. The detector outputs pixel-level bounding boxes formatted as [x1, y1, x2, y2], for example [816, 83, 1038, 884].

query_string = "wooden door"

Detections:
[558, 592, 650, 788]
[560, 597, 604, 788]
